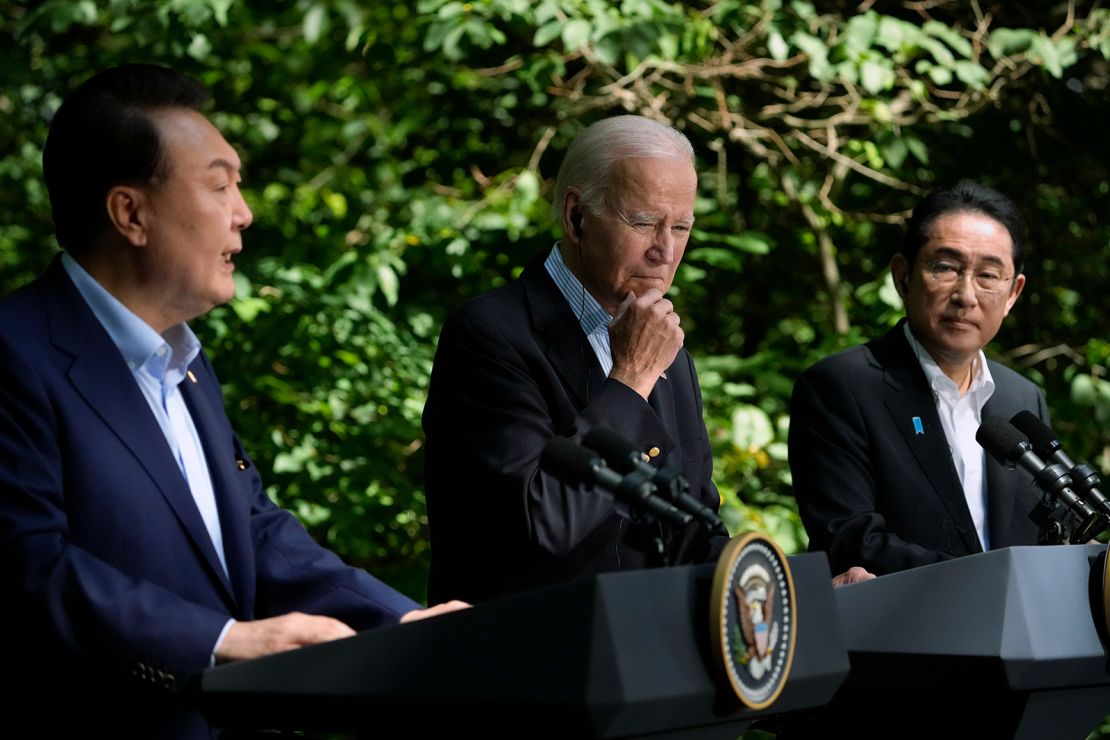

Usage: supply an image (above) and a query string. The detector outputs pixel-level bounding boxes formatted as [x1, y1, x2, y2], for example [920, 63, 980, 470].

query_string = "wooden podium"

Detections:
[198, 553, 849, 738]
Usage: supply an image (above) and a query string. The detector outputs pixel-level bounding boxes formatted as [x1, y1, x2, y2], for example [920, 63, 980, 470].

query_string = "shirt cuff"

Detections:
[210, 618, 236, 667]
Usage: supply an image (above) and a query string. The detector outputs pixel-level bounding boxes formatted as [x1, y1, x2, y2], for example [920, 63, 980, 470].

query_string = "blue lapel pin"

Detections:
[912, 416, 924, 435]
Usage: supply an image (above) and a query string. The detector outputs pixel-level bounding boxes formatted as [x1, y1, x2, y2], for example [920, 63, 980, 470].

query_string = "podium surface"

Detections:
[825, 544, 1110, 739]
[199, 553, 848, 738]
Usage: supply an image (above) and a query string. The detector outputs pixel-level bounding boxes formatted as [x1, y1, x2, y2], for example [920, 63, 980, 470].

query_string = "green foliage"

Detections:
[5, 0, 1110, 612]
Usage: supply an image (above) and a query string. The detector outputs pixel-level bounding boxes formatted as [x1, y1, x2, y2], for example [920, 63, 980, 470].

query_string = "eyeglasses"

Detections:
[923, 258, 1014, 295]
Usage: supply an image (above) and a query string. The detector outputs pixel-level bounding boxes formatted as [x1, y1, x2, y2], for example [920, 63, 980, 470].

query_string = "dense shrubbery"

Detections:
[4, 0, 1110, 603]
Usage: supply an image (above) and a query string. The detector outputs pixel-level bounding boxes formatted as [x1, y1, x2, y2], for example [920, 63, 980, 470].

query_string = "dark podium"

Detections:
[817, 544, 1110, 739]
[198, 553, 848, 738]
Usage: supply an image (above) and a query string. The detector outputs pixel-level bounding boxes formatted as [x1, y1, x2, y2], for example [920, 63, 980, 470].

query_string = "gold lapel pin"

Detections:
[187, 370, 198, 384]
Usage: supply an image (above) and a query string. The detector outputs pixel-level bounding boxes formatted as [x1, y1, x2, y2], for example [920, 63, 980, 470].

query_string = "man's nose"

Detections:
[648, 228, 676, 264]
[949, 270, 979, 305]
[233, 188, 253, 231]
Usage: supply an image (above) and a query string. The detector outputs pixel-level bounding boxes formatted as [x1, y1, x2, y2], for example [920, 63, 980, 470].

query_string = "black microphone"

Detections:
[976, 416, 1102, 542]
[1010, 410, 1110, 520]
[581, 426, 728, 536]
[539, 437, 694, 528]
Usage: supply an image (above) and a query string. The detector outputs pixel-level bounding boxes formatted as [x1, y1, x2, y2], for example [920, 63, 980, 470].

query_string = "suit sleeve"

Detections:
[242, 450, 421, 626]
[189, 350, 421, 627]
[424, 310, 673, 560]
[789, 362, 955, 575]
[0, 336, 230, 677]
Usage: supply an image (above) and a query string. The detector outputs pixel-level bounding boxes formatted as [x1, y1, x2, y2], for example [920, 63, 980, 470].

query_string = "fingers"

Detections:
[832, 566, 876, 587]
[216, 612, 356, 663]
[608, 291, 684, 399]
[614, 291, 637, 320]
[400, 599, 471, 623]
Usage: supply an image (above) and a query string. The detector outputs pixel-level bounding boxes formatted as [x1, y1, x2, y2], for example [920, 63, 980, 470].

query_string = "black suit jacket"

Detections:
[788, 322, 1049, 575]
[422, 262, 720, 603]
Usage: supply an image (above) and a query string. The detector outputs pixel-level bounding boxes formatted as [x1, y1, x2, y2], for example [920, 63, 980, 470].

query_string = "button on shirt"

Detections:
[61, 253, 229, 572]
[545, 244, 614, 374]
[904, 323, 996, 550]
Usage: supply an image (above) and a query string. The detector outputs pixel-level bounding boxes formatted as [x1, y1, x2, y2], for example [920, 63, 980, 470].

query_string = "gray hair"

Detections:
[550, 115, 695, 222]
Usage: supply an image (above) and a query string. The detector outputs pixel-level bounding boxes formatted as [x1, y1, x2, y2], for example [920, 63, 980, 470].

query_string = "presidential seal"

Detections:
[709, 532, 796, 709]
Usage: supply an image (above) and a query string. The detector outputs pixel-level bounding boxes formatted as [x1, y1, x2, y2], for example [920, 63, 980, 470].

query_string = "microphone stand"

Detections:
[1029, 496, 1068, 545]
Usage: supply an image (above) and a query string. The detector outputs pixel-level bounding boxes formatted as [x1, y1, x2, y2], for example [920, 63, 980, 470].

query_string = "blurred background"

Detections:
[3, 0, 1109, 604]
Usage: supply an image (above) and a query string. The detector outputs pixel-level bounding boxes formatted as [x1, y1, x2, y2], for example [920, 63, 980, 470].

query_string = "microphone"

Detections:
[976, 416, 1103, 543]
[581, 426, 728, 536]
[539, 437, 694, 528]
[1010, 410, 1110, 520]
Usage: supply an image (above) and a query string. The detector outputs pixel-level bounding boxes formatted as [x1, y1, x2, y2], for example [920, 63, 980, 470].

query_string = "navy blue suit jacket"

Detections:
[422, 263, 721, 604]
[789, 322, 1049, 576]
[0, 259, 418, 737]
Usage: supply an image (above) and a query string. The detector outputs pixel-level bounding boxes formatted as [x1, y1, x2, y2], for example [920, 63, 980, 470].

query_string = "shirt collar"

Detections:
[61, 251, 201, 383]
[903, 321, 995, 408]
[544, 243, 612, 336]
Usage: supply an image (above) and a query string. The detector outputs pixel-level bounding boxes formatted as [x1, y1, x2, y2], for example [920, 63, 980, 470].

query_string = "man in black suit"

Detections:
[789, 181, 1049, 576]
[422, 115, 722, 603]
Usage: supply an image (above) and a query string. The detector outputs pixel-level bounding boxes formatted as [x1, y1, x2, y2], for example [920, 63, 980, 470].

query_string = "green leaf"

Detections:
[731, 405, 775, 452]
[880, 136, 908, 169]
[922, 20, 973, 59]
[562, 18, 591, 50]
[904, 135, 929, 165]
[377, 263, 399, 306]
[1031, 35, 1063, 78]
[768, 30, 789, 62]
[842, 12, 878, 57]
[534, 19, 563, 47]
[792, 31, 832, 80]
[987, 28, 1036, 58]
[952, 60, 989, 89]
[303, 4, 326, 45]
[860, 58, 893, 94]
[187, 33, 212, 60]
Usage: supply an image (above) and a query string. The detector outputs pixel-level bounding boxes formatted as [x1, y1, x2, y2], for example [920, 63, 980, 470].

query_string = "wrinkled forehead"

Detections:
[603, 156, 697, 206]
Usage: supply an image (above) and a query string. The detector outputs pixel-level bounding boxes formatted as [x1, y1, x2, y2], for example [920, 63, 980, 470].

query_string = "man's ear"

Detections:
[1003, 273, 1026, 316]
[105, 185, 149, 247]
[890, 253, 910, 299]
[562, 188, 584, 245]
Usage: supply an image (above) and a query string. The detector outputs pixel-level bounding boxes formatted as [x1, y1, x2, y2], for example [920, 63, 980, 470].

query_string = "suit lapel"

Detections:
[982, 390, 1021, 547]
[181, 371, 252, 614]
[521, 265, 606, 407]
[44, 262, 239, 606]
[873, 326, 982, 554]
[646, 371, 678, 462]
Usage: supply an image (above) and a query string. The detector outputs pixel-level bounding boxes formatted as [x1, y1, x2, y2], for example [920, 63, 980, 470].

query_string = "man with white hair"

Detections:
[422, 115, 722, 603]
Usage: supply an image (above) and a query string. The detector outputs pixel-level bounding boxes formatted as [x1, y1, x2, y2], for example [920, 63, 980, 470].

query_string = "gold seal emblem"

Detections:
[709, 532, 797, 709]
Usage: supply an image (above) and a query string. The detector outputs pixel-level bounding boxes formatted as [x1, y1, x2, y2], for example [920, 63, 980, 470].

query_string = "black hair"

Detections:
[901, 180, 1026, 274]
[42, 64, 211, 252]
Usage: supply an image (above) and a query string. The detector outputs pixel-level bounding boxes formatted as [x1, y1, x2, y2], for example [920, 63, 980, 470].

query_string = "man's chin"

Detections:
[626, 277, 669, 294]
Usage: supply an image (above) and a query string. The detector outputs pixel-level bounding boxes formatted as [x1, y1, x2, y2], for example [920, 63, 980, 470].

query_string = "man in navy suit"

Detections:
[789, 181, 1049, 576]
[422, 116, 725, 604]
[0, 64, 464, 737]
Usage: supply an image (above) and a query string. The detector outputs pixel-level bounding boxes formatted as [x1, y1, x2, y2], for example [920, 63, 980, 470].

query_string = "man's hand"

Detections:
[832, 566, 876, 587]
[400, 599, 470, 623]
[215, 612, 356, 663]
[608, 289, 684, 400]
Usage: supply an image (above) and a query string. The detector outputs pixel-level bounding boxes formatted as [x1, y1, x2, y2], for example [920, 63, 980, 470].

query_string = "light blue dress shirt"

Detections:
[544, 244, 614, 375]
[61, 253, 233, 660]
[61, 253, 229, 573]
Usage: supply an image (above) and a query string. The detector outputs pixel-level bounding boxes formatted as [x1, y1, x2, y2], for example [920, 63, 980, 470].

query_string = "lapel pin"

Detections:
[187, 370, 198, 384]
[912, 416, 924, 435]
